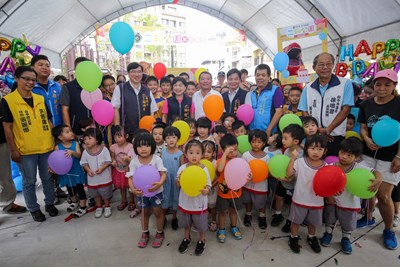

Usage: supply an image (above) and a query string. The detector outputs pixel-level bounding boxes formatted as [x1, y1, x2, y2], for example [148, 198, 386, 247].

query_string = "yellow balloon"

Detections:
[194, 68, 207, 83]
[172, 120, 190, 146]
[345, 131, 361, 140]
[180, 166, 207, 197]
[200, 159, 215, 179]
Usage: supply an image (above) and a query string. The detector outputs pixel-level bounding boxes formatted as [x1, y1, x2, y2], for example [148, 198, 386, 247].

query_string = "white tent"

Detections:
[0, 0, 399, 68]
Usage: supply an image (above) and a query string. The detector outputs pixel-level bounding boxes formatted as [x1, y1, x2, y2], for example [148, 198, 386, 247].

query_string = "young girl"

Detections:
[220, 113, 237, 134]
[176, 140, 211, 255]
[202, 140, 218, 231]
[242, 130, 269, 229]
[51, 125, 87, 217]
[110, 126, 135, 212]
[182, 118, 197, 163]
[285, 134, 328, 254]
[196, 117, 214, 142]
[162, 77, 192, 125]
[161, 126, 183, 230]
[80, 128, 113, 218]
[127, 132, 167, 248]
[152, 123, 166, 157]
[264, 132, 283, 157]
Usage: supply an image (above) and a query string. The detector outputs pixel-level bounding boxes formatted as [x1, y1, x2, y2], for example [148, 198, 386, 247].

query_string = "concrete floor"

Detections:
[1, 187, 399, 267]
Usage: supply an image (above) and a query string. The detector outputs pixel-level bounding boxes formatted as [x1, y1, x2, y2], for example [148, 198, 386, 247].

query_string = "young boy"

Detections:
[321, 137, 382, 254]
[271, 124, 305, 232]
[152, 123, 166, 157]
[146, 76, 161, 122]
[283, 87, 302, 116]
[346, 114, 355, 132]
[232, 120, 246, 137]
[155, 77, 172, 122]
[195, 117, 214, 142]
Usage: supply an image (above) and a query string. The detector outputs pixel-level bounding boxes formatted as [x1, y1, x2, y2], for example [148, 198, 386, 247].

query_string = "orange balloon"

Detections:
[203, 95, 224, 121]
[139, 116, 156, 132]
[249, 159, 269, 183]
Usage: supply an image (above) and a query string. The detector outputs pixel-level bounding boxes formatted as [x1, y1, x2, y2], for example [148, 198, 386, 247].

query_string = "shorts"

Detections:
[216, 196, 243, 212]
[88, 184, 113, 200]
[362, 155, 400, 186]
[242, 190, 268, 210]
[289, 203, 323, 227]
[392, 183, 400, 202]
[208, 188, 218, 208]
[323, 204, 357, 232]
[275, 181, 293, 204]
[177, 209, 208, 232]
[137, 192, 164, 209]
[268, 176, 279, 193]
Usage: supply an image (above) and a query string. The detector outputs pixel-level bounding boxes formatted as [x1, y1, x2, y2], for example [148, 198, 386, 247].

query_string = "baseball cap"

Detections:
[373, 69, 398, 83]
[218, 71, 225, 77]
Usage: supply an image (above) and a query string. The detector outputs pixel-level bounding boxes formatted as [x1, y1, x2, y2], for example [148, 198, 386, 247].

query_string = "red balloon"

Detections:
[153, 62, 167, 80]
[313, 166, 346, 197]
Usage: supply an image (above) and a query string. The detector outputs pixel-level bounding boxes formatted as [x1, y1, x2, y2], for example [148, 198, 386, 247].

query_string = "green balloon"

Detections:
[268, 154, 290, 179]
[346, 168, 376, 199]
[237, 135, 251, 154]
[75, 61, 103, 92]
[279, 114, 302, 131]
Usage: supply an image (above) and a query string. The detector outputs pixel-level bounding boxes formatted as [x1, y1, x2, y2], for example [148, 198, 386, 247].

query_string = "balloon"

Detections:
[371, 116, 400, 147]
[13, 175, 23, 192]
[371, 42, 385, 60]
[139, 115, 156, 132]
[153, 62, 167, 80]
[353, 40, 372, 57]
[249, 159, 269, 183]
[75, 61, 102, 92]
[335, 63, 348, 77]
[0, 37, 11, 51]
[236, 104, 254, 126]
[324, 156, 339, 164]
[318, 32, 327, 41]
[340, 44, 354, 62]
[180, 165, 207, 197]
[273, 52, 289, 72]
[351, 60, 365, 80]
[200, 159, 215, 178]
[362, 62, 379, 78]
[313, 166, 346, 197]
[26, 45, 41, 56]
[48, 150, 73, 175]
[224, 158, 251, 190]
[109, 21, 135, 55]
[237, 135, 251, 154]
[173, 0, 179, 3]
[383, 39, 399, 57]
[350, 107, 359, 122]
[194, 68, 207, 82]
[0, 57, 16, 75]
[279, 113, 302, 131]
[11, 160, 20, 178]
[268, 154, 290, 179]
[10, 39, 26, 57]
[133, 165, 161, 197]
[281, 70, 290, 78]
[203, 95, 224, 121]
[91, 100, 115, 126]
[345, 131, 361, 140]
[346, 168, 377, 199]
[80, 89, 103, 110]
[172, 120, 190, 146]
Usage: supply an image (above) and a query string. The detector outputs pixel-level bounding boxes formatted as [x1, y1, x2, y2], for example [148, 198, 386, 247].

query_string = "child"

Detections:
[51, 125, 87, 217]
[286, 134, 328, 254]
[127, 132, 167, 248]
[283, 87, 302, 116]
[302, 116, 319, 137]
[213, 125, 227, 159]
[346, 114, 355, 132]
[221, 113, 237, 134]
[196, 117, 214, 142]
[242, 130, 269, 229]
[271, 124, 305, 232]
[156, 77, 172, 103]
[176, 140, 212, 255]
[321, 137, 382, 254]
[186, 81, 197, 98]
[110, 126, 135, 212]
[80, 128, 113, 218]
[162, 77, 192, 125]
[146, 76, 161, 121]
[264, 132, 283, 196]
[152, 123, 166, 157]
[78, 117, 95, 149]
[161, 126, 183, 230]
[202, 140, 218, 231]
[282, 85, 291, 104]
[232, 120, 246, 137]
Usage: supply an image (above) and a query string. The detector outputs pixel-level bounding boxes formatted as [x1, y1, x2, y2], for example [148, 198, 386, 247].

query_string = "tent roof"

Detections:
[1, 0, 399, 68]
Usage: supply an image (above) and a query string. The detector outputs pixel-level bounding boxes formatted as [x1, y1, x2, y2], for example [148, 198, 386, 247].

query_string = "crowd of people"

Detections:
[0, 52, 399, 256]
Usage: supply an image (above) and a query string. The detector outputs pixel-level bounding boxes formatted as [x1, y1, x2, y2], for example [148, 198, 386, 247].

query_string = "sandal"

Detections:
[117, 201, 128, 211]
[128, 202, 135, 211]
[129, 208, 141, 218]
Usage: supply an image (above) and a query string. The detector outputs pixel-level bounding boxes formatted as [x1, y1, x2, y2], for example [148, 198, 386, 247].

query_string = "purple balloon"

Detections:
[236, 104, 254, 126]
[325, 156, 339, 164]
[133, 165, 161, 197]
[48, 150, 73, 175]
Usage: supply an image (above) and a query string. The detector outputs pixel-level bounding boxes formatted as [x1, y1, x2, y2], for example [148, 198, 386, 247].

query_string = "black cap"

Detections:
[218, 71, 225, 77]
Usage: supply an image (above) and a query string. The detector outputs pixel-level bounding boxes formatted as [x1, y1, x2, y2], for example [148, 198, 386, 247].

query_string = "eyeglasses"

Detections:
[128, 70, 143, 74]
[316, 63, 334, 69]
[19, 76, 37, 83]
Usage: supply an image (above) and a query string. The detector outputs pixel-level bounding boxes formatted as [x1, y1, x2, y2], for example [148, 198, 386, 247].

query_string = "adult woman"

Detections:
[358, 69, 400, 250]
[1, 66, 57, 222]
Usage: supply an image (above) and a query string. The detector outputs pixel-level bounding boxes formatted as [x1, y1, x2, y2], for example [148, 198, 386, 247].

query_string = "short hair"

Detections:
[271, 132, 283, 149]
[185, 118, 197, 129]
[199, 71, 212, 80]
[289, 86, 302, 94]
[312, 52, 335, 68]
[83, 128, 103, 145]
[51, 125, 68, 142]
[220, 133, 238, 150]
[232, 120, 245, 132]
[127, 62, 143, 72]
[101, 75, 115, 87]
[282, 124, 305, 143]
[221, 113, 237, 123]
[187, 81, 196, 87]
[152, 122, 166, 132]
[166, 74, 175, 79]
[304, 134, 328, 157]
[74, 57, 89, 68]
[352, 82, 362, 96]
[197, 117, 212, 129]
[339, 137, 363, 157]
[114, 125, 128, 137]
[227, 68, 242, 79]
[160, 76, 171, 85]
[185, 139, 204, 154]
[302, 116, 319, 127]
[214, 125, 227, 135]
[31, 55, 49, 66]
[271, 78, 281, 86]
[240, 69, 249, 75]
[54, 75, 67, 83]
[146, 75, 159, 85]
[202, 140, 217, 155]
[133, 132, 156, 155]
[172, 76, 187, 88]
[162, 126, 181, 139]
[255, 64, 271, 76]
[248, 129, 267, 144]
[347, 113, 355, 122]
[179, 72, 189, 78]
[116, 74, 126, 81]
[12, 67, 37, 91]
[78, 117, 93, 129]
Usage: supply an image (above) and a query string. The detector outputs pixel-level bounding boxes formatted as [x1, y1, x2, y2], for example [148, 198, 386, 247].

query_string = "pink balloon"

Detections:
[81, 89, 103, 110]
[236, 104, 254, 126]
[91, 100, 114, 126]
[224, 158, 251, 190]
[324, 156, 339, 164]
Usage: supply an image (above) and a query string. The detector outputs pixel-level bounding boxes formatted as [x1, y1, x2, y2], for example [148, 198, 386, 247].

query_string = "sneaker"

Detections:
[194, 240, 206, 256]
[244, 214, 252, 227]
[30, 210, 46, 222]
[320, 232, 332, 247]
[67, 203, 78, 212]
[94, 208, 103, 218]
[172, 218, 178, 230]
[7, 203, 27, 213]
[307, 236, 321, 253]
[357, 216, 376, 228]
[104, 207, 112, 218]
[289, 236, 300, 253]
[281, 220, 291, 233]
[178, 238, 191, 253]
[152, 232, 165, 248]
[230, 227, 242, 240]
[45, 204, 59, 217]
[383, 229, 398, 250]
[138, 232, 150, 248]
[217, 229, 226, 243]
[73, 207, 87, 218]
[341, 237, 352, 254]
[394, 215, 399, 227]
[55, 187, 67, 198]
[271, 213, 284, 227]
[258, 216, 267, 230]
[208, 221, 218, 232]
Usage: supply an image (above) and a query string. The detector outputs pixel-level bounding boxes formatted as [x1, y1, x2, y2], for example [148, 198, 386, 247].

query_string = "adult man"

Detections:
[222, 68, 247, 114]
[299, 52, 354, 156]
[245, 64, 285, 137]
[111, 62, 158, 136]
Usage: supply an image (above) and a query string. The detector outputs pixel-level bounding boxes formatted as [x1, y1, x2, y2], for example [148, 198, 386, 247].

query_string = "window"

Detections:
[179, 21, 185, 28]
[169, 20, 176, 27]
[162, 19, 168, 26]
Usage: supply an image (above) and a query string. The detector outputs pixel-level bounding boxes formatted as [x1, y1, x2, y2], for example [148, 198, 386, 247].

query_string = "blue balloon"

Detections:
[273, 52, 289, 72]
[13, 175, 23, 192]
[371, 116, 400, 147]
[318, 32, 327, 41]
[281, 70, 290, 78]
[109, 22, 135, 54]
[11, 160, 20, 178]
